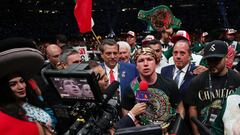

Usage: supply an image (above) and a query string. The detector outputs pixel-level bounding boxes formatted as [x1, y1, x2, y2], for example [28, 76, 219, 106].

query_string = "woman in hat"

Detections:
[0, 73, 56, 127]
[0, 37, 58, 134]
[0, 73, 56, 134]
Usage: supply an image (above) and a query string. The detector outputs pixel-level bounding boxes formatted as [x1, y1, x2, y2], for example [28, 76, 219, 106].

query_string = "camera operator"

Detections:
[88, 61, 149, 135]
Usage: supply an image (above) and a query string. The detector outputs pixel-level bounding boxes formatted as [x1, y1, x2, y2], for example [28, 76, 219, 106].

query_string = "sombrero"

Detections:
[0, 37, 44, 79]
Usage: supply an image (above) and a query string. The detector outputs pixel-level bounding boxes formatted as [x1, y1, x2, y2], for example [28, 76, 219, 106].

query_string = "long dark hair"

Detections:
[0, 74, 46, 118]
[0, 76, 26, 120]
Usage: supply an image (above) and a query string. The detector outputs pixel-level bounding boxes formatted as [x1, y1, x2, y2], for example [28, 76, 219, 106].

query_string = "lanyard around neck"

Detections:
[208, 71, 228, 102]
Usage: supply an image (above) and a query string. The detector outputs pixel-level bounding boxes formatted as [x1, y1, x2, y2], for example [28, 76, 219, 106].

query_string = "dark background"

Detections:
[0, 0, 239, 40]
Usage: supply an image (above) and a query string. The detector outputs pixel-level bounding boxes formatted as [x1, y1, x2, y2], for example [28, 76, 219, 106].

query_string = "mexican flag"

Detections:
[74, 0, 92, 33]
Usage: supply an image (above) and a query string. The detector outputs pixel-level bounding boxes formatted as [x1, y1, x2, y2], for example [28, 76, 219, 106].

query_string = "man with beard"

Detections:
[184, 40, 240, 135]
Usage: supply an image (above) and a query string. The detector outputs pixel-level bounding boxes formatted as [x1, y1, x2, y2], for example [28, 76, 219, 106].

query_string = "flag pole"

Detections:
[91, 29, 101, 45]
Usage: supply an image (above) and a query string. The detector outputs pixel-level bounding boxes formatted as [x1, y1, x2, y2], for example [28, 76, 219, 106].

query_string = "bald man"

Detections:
[45, 44, 62, 69]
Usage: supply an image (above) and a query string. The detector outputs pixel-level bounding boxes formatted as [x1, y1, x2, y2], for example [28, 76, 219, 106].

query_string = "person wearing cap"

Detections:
[145, 39, 169, 74]
[225, 29, 239, 50]
[126, 31, 139, 57]
[224, 28, 240, 69]
[121, 47, 184, 132]
[191, 32, 209, 55]
[141, 35, 155, 46]
[184, 40, 240, 135]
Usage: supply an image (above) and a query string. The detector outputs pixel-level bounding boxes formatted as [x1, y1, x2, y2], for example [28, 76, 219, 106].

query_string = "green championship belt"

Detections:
[138, 5, 181, 32]
[131, 78, 176, 128]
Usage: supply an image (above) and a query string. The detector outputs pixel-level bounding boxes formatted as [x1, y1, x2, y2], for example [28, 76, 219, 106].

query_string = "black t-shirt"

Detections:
[121, 74, 181, 125]
[184, 69, 240, 130]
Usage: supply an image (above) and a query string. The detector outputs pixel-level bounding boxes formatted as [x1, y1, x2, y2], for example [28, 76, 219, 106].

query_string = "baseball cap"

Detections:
[226, 29, 237, 35]
[142, 35, 155, 45]
[171, 30, 191, 44]
[203, 40, 228, 59]
[127, 31, 136, 37]
[201, 32, 208, 37]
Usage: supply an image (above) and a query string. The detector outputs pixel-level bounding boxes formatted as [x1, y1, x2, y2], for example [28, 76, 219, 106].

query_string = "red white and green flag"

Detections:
[74, 0, 93, 33]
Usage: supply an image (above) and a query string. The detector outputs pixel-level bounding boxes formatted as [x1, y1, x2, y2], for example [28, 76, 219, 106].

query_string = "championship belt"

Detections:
[138, 5, 181, 32]
[131, 78, 176, 129]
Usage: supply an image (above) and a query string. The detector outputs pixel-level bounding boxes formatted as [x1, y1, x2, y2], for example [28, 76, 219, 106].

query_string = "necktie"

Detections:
[109, 69, 115, 83]
[174, 70, 182, 86]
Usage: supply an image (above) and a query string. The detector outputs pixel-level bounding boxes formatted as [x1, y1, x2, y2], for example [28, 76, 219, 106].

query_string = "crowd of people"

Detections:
[1, 27, 240, 135]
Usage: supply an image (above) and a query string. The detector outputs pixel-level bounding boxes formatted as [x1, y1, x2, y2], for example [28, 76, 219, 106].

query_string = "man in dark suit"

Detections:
[161, 39, 196, 96]
[100, 39, 138, 100]
[161, 39, 196, 135]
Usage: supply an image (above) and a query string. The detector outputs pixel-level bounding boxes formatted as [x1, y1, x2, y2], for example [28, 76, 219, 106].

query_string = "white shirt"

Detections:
[104, 63, 121, 100]
[104, 63, 119, 84]
[173, 63, 189, 88]
[156, 55, 169, 74]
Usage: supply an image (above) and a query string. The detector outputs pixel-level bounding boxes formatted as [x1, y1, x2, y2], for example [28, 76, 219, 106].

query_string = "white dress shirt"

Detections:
[173, 63, 189, 88]
[104, 63, 119, 84]
[156, 54, 169, 74]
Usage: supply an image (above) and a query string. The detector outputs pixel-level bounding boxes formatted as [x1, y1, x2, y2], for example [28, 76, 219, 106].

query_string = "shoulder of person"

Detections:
[161, 64, 174, 70]
[162, 64, 174, 69]
[190, 70, 208, 83]
[119, 62, 136, 68]
[228, 69, 240, 81]
[157, 74, 177, 87]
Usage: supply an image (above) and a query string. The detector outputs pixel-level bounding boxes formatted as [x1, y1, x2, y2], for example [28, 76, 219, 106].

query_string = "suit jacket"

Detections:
[161, 64, 196, 97]
[116, 115, 135, 129]
[101, 62, 138, 98]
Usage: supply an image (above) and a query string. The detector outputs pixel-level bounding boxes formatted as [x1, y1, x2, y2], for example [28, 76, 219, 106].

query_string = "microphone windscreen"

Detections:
[139, 80, 148, 91]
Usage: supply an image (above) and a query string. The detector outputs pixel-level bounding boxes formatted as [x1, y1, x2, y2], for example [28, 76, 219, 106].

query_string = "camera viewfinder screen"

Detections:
[50, 77, 95, 100]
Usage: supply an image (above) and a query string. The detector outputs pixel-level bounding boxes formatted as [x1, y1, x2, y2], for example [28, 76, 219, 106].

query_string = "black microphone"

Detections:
[102, 81, 120, 105]
[190, 117, 212, 135]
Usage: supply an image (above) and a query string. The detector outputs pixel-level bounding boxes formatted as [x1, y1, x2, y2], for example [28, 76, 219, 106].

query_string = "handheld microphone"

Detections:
[136, 80, 149, 103]
[190, 117, 212, 135]
[102, 81, 120, 105]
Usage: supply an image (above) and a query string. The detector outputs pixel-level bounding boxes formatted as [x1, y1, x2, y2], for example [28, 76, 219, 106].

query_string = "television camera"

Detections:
[44, 63, 120, 135]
